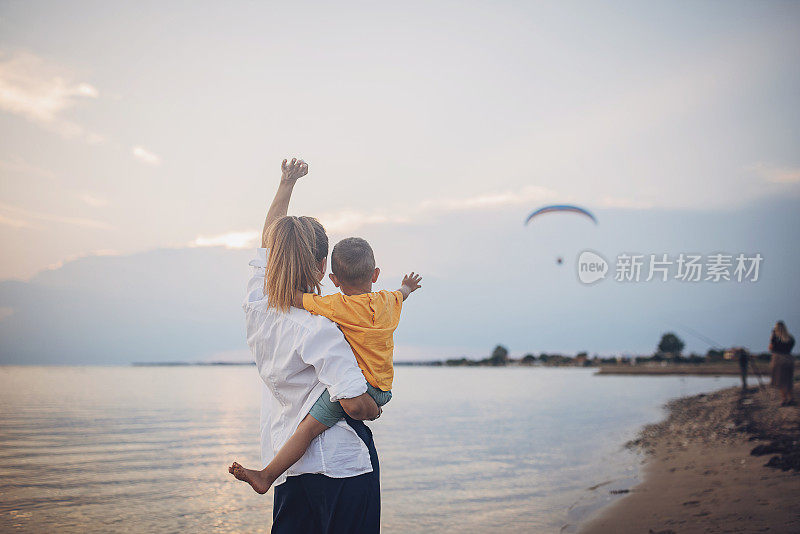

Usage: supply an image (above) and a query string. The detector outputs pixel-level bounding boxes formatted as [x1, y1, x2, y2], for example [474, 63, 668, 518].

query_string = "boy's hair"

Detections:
[264, 216, 325, 312]
[331, 237, 375, 285]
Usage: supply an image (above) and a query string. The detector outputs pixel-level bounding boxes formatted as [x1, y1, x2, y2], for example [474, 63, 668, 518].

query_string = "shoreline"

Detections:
[595, 364, 773, 376]
[578, 383, 800, 533]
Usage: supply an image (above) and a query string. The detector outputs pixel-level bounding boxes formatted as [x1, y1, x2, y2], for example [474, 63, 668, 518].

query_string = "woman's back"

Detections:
[771, 334, 795, 355]
[244, 247, 373, 485]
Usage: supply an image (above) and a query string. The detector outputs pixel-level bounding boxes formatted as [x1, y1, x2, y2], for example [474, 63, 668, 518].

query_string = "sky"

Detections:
[1, 1, 799, 363]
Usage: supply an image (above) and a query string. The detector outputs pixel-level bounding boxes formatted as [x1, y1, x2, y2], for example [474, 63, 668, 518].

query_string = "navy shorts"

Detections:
[271, 415, 380, 534]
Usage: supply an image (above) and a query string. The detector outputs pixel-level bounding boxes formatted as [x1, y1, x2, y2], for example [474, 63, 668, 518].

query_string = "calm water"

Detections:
[0, 366, 746, 533]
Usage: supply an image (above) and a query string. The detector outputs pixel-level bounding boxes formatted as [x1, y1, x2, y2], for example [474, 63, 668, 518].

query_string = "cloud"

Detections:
[183, 185, 544, 251]
[0, 50, 101, 143]
[318, 186, 557, 234]
[187, 184, 640, 249]
[0, 201, 112, 230]
[4, 201, 797, 363]
[43, 249, 120, 272]
[131, 145, 161, 165]
[75, 83, 98, 98]
[0, 213, 32, 228]
[596, 196, 654, 209]
[0, 307, 13, 322]
[0, 157, 56, 179]
[77, 192, 108, 207]
[750, 163, 800, 184]
[191, 230, 260, 249]
[85, 132, 105, 145]
[420, 185, 558, 213]
[317, 210, 410, 234]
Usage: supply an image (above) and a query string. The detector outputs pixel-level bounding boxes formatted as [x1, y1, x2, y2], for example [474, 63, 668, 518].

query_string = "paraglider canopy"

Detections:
[524, 205, 597, 225]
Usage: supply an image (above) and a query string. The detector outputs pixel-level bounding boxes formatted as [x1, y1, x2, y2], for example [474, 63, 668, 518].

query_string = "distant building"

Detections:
[723, 347, 747, 360]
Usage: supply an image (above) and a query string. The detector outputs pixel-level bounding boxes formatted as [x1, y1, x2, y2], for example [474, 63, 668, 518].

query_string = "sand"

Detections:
[580, 384, 800, 534]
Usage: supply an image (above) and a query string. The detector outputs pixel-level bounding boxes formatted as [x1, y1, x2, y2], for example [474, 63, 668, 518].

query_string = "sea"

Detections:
[0, 365, 749, 533]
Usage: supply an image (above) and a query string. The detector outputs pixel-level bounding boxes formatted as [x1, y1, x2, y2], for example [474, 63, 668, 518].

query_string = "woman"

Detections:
[229, 158, 382, 533]
[769, 320, 796, 406]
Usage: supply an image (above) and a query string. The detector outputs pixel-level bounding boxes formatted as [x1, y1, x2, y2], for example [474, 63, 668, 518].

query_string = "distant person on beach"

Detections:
[228, 158, 383, 533]
[234, 234, 422, 494]
[769, 321, 795, 406]
[735, 348, 749, 390]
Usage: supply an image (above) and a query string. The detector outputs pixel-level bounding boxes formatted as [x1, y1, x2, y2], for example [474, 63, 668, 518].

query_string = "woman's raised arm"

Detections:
[262, 157, 308, 247]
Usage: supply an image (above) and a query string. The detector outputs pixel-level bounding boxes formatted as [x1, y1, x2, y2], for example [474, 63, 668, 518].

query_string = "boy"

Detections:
[231, 236, 421, 494]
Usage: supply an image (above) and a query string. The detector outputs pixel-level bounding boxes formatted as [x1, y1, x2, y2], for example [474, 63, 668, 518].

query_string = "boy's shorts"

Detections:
[308, 383, 392, 427]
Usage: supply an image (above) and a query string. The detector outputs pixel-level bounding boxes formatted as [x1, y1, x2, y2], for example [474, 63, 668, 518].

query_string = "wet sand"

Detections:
[580, 384, 800, 534]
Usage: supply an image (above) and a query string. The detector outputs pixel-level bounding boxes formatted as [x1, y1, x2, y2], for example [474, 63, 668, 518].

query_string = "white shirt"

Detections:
[243, 248, 372, 486]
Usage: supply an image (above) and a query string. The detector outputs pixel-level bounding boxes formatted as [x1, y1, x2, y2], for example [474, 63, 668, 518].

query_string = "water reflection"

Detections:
[0, 366, 746, 532]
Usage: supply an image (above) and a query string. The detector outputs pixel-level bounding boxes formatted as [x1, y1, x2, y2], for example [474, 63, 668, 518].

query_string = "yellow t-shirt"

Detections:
[302, 290, 403, 391]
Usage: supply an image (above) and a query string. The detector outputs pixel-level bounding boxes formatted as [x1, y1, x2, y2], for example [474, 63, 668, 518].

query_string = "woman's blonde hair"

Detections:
[773, 321, 791, 343]
[264, 216, 325, 312]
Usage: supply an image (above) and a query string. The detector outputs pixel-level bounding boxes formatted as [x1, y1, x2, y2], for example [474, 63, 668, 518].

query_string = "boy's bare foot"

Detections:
[228, 461, 275, 494]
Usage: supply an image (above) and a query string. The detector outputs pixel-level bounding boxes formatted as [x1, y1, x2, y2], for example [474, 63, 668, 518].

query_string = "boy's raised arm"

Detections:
[261, 158, 308, 248]
[397, 272, 422, 301]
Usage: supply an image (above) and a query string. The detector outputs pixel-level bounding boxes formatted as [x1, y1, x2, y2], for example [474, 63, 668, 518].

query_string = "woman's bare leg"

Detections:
[229, 414, 329, 494]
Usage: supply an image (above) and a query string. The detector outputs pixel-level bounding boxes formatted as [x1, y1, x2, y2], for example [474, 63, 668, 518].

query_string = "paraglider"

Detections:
[524, 204, 597, 225]
[524, 205, 597, 267]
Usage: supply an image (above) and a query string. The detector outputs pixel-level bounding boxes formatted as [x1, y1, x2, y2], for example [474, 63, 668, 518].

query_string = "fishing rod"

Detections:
[671, 322, 726, 351]
[665, 320, 766, 390]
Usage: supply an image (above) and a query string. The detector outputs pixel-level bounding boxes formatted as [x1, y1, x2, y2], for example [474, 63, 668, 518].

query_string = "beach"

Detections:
[580, 382, 800, 533]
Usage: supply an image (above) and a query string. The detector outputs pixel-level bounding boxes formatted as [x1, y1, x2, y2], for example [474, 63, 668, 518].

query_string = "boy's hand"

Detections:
[281, 158, 308, 183]
[401, 272, 422, 292]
